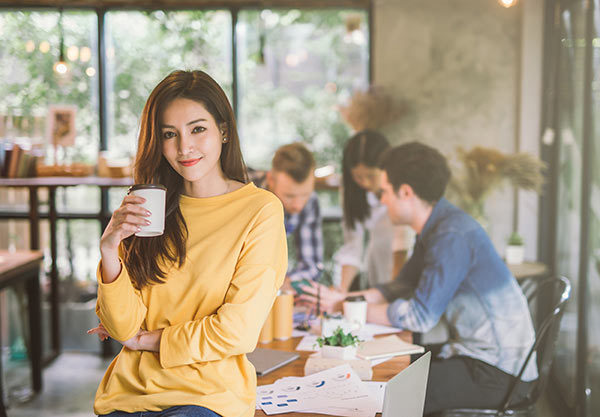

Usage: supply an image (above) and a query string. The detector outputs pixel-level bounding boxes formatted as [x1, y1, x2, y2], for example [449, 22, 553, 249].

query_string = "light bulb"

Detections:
[53, 60, 68, 75]
[499, 0, 518, 8]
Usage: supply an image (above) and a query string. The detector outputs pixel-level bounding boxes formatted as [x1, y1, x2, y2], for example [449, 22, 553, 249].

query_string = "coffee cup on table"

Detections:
[343, 295, 367, 330]
[128, 184, 167, 237]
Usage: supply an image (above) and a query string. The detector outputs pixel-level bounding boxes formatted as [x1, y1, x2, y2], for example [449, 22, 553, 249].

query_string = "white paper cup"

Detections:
[128, 184, 166, 237]
[343, 300, 368, 329]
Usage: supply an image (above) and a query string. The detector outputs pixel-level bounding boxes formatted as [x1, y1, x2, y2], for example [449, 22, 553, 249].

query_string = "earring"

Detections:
[222, 137, 228, 143]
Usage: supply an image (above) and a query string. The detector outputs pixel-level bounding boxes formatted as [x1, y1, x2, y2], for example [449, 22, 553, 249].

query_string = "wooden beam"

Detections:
[0, 0, 370, 10]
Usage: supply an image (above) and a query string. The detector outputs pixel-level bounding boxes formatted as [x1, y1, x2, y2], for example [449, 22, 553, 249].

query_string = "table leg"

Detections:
[100, 187, 115, 358]
[48, 187, 60, 356]
[26, 269, 42, 392]
[0, 294, 6, 417]
[28, 187, 39, 250]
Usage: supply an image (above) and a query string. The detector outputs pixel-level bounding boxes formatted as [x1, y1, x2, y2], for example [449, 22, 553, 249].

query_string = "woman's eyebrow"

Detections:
[160, 118, 207, 128]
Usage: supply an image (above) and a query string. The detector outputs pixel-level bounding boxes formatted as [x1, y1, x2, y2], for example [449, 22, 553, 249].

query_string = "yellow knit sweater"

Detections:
[94, 183, 287, 416]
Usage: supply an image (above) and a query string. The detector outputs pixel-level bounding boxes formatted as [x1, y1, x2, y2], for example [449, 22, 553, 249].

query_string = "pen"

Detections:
[316, 283, 321, 317]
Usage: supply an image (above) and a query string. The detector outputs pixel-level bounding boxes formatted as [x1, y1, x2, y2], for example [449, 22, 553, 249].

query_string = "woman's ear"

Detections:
[219, 122, 228, 137]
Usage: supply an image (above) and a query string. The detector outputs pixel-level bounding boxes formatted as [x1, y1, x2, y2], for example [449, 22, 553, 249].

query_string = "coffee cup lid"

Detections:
[128, 184, 167, 193]
[344, 295, 366, 302]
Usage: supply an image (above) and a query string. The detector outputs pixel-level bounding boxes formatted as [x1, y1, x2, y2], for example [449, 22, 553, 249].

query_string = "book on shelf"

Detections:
[0, 143, 44, 178]
[7, 143, 23, 178]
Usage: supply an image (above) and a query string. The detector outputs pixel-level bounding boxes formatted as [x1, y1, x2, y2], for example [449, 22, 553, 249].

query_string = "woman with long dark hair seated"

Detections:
[335, 130, 414, 291]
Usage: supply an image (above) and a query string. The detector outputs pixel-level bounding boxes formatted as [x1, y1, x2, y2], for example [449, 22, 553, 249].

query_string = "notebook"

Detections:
[382, 351, 431, 416]
[356, 334, 424, 360]
[247, 348, 299, 376]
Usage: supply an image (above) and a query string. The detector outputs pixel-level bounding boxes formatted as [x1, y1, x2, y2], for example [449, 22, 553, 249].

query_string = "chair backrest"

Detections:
[499, 275, 571, 412]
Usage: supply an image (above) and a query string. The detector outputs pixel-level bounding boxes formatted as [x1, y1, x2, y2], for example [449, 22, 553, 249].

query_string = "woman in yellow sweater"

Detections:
[88, 70, 287, 417]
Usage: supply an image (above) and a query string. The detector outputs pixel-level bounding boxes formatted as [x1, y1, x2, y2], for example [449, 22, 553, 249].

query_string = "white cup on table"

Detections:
[343, 295, 368, 330]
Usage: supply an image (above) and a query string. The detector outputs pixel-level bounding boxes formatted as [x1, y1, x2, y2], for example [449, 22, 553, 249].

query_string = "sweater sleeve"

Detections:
[95, 257, 147, 342]
[159, 199, 287, 369]
[386, 232, 472, 333]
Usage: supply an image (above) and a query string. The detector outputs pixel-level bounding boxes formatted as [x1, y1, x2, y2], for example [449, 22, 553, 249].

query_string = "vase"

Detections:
[321, 345, 357, 360]
[506, 245, 525, 265]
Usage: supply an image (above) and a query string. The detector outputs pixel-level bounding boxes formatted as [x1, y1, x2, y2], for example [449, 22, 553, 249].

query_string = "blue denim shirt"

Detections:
[377, 198, 538, 381]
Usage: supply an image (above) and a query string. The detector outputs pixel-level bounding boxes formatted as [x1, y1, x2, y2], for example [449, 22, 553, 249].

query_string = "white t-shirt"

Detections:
[335, 192, 415, 287]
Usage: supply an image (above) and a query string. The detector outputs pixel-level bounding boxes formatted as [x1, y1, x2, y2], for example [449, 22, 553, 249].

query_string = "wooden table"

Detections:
[0, 176, 132, 359]
[0, 250, 44, 414]
[508, 261, 549, 281]
[254, 331, 412, 417]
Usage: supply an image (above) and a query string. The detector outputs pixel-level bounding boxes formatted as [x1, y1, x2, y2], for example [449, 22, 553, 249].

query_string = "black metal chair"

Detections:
[435, 275, 571, 417]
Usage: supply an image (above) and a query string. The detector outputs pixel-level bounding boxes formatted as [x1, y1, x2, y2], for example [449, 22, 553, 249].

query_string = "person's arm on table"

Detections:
[383, 232, 471, 332]
[297, 283, 387, 314]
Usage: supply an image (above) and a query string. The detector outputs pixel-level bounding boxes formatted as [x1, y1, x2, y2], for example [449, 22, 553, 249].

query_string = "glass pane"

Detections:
[105, 10, 232, 159]
[554, 1, 586, 409]
[0, 10, 99, 165]
[237, 9, 368, 169]
[587, 1, 600, 414]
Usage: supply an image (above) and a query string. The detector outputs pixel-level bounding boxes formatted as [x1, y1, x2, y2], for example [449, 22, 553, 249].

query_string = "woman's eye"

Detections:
[192, 126, 206, 133]
[162, 131, 176, 139]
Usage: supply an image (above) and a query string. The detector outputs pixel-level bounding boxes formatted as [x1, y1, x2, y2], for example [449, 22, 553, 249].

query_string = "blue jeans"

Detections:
[99, 405, 221, 417]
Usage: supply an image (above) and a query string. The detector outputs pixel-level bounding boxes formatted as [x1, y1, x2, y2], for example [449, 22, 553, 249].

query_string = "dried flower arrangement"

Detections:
[338, 85, 406, 132]
[448, 146, 546, 221]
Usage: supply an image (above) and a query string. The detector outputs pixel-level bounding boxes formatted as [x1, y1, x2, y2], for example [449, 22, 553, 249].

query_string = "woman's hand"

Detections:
[99, 194, 151, 283]
[296, 281, 347, 314]
[99, 194, 151, 255]
[87, 323, 162, 352]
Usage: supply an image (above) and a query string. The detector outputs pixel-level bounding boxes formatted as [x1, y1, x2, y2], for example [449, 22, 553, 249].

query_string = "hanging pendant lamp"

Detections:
[53, 8, 69, 75]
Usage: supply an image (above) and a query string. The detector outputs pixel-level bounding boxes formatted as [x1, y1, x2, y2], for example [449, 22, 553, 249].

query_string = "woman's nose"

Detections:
[178, 133, 194, 154]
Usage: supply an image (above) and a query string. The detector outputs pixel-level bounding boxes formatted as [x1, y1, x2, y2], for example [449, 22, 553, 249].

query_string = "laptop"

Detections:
[247, 348, 299, 376]
[382, 351, 431, 417]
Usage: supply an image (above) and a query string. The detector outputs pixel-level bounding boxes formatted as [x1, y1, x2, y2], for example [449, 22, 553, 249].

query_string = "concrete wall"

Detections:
[372, 0, 544, 257]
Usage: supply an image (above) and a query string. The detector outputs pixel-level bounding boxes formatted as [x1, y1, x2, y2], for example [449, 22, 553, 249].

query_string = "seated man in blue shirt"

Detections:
[300, 142, 537, 414]
[250, 142, 323, 288]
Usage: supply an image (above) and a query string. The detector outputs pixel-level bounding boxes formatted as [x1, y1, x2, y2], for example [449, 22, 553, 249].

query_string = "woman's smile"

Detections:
[178, 157, 202, 167]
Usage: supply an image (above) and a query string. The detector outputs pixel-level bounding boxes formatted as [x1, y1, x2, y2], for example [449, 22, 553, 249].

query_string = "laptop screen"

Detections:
[382, 352, 431, 417]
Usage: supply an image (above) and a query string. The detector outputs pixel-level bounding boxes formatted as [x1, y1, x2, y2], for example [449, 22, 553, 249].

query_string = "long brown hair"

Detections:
[122, 70, 248, 288]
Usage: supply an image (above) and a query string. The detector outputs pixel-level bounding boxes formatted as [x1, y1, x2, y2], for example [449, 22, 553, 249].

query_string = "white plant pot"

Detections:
[321, 345, 357, 360]
[506, 245, 525, 265]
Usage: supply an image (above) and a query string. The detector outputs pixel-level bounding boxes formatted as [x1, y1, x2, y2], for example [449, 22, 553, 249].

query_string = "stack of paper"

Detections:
[256, 364, 381, 416]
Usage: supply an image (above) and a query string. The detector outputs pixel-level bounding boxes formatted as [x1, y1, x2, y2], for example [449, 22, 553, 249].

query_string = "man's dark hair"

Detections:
[378, 142, 451, 204]
[272, 142, 315, 183]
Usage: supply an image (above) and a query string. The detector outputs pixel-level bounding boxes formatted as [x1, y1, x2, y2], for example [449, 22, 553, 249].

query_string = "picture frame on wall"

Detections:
[46, 105, 76, 147]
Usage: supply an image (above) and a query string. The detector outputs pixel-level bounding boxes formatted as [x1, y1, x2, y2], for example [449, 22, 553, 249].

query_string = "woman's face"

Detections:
[160, 97, 226, 189]
[350, 163, 382, 194]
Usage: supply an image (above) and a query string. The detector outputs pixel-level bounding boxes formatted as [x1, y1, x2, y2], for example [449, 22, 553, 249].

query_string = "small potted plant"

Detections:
[315, 326, 362, 360]
[506, 231, 525, 265]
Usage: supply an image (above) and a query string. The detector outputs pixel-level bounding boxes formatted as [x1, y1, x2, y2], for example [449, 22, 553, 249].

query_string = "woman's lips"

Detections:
[178, 158, 202, 167]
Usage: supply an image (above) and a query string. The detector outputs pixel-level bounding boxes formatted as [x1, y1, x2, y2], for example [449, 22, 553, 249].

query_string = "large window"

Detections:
[0, 10, 99, 162]
[0, 5, 370, 367]
[587, 0, 600, 412]
[553, 1, 586, 404]
[543, 0, 600, 415]
[237, 9, 368, 169]
[105, 10, 232, 158]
